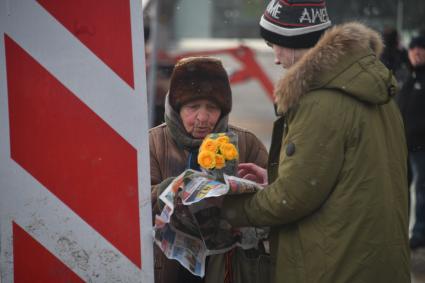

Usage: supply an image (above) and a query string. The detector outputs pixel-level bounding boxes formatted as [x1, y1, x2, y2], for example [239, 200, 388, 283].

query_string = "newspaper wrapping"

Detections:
[153, 170, 266, 277]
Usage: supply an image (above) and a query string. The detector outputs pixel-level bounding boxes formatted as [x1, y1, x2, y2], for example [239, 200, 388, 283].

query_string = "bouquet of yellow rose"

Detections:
[197, 132, 239, 181]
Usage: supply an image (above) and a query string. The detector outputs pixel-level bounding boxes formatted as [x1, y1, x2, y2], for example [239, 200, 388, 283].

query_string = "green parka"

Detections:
[222, 22, 410, 283]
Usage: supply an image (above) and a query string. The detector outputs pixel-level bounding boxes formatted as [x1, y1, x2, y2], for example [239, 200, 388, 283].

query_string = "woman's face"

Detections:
[180, 99, 222, 139]
[408, 46, 425, 67]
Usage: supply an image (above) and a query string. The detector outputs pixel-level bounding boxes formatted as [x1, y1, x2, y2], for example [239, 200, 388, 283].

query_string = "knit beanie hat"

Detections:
[409, 35, 425, 49]
[168, 57, 232, 115]
[260, 0, 331, 49]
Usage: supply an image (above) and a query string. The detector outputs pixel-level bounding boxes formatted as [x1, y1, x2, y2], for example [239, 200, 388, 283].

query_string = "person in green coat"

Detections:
[220, 1, 411, 282]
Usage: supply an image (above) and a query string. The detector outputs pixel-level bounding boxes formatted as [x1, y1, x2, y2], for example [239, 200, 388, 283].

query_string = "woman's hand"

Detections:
[237, 163, 268, 186]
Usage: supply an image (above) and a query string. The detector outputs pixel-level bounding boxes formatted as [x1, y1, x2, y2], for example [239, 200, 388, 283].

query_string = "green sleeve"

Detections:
[222, 94, 345, 227]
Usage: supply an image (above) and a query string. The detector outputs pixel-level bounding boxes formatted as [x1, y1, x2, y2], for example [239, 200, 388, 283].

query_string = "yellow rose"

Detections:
[215, 154, 225, 169]
[216, 135, 230, 146]
[220, 143, 239, 160]
[198, 150, 216, 169]
[200, 138, 218, 153]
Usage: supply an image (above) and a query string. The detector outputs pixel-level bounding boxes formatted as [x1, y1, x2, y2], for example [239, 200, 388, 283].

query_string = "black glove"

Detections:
[152, 177, 175, 213]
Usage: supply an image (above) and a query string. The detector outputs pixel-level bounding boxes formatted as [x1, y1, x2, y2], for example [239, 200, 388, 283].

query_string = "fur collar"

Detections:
[275, 22, 384, 114]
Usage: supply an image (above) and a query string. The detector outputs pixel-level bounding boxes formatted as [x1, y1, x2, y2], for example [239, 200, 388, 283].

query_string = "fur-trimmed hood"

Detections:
[275, 22, 396, 114]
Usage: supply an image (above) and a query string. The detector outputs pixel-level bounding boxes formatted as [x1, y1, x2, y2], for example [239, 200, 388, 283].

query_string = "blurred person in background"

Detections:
[381, 27, 413, 211]
[149, 56, 269, 283]
[381, 27, 410, 87]
[220, 0, 411, 282]
[144, 15, 175, 127]
[397, 35, 425, 250]
[151, 61, 174, 126]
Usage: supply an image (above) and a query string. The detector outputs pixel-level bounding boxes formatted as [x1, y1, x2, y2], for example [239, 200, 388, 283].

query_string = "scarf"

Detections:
[164, 94, 229, 171]
[164, 94, 229, 150]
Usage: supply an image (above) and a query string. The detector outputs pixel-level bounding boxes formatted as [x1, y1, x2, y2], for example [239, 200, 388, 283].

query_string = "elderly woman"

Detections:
[149, 56, 269, 283]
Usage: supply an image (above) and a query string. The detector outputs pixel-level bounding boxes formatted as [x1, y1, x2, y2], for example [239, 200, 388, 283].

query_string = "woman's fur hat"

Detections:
[168, 56, 232, 115]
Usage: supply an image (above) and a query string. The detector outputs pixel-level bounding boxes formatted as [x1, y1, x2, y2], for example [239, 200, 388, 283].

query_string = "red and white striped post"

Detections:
[0, 0, 153, 282]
